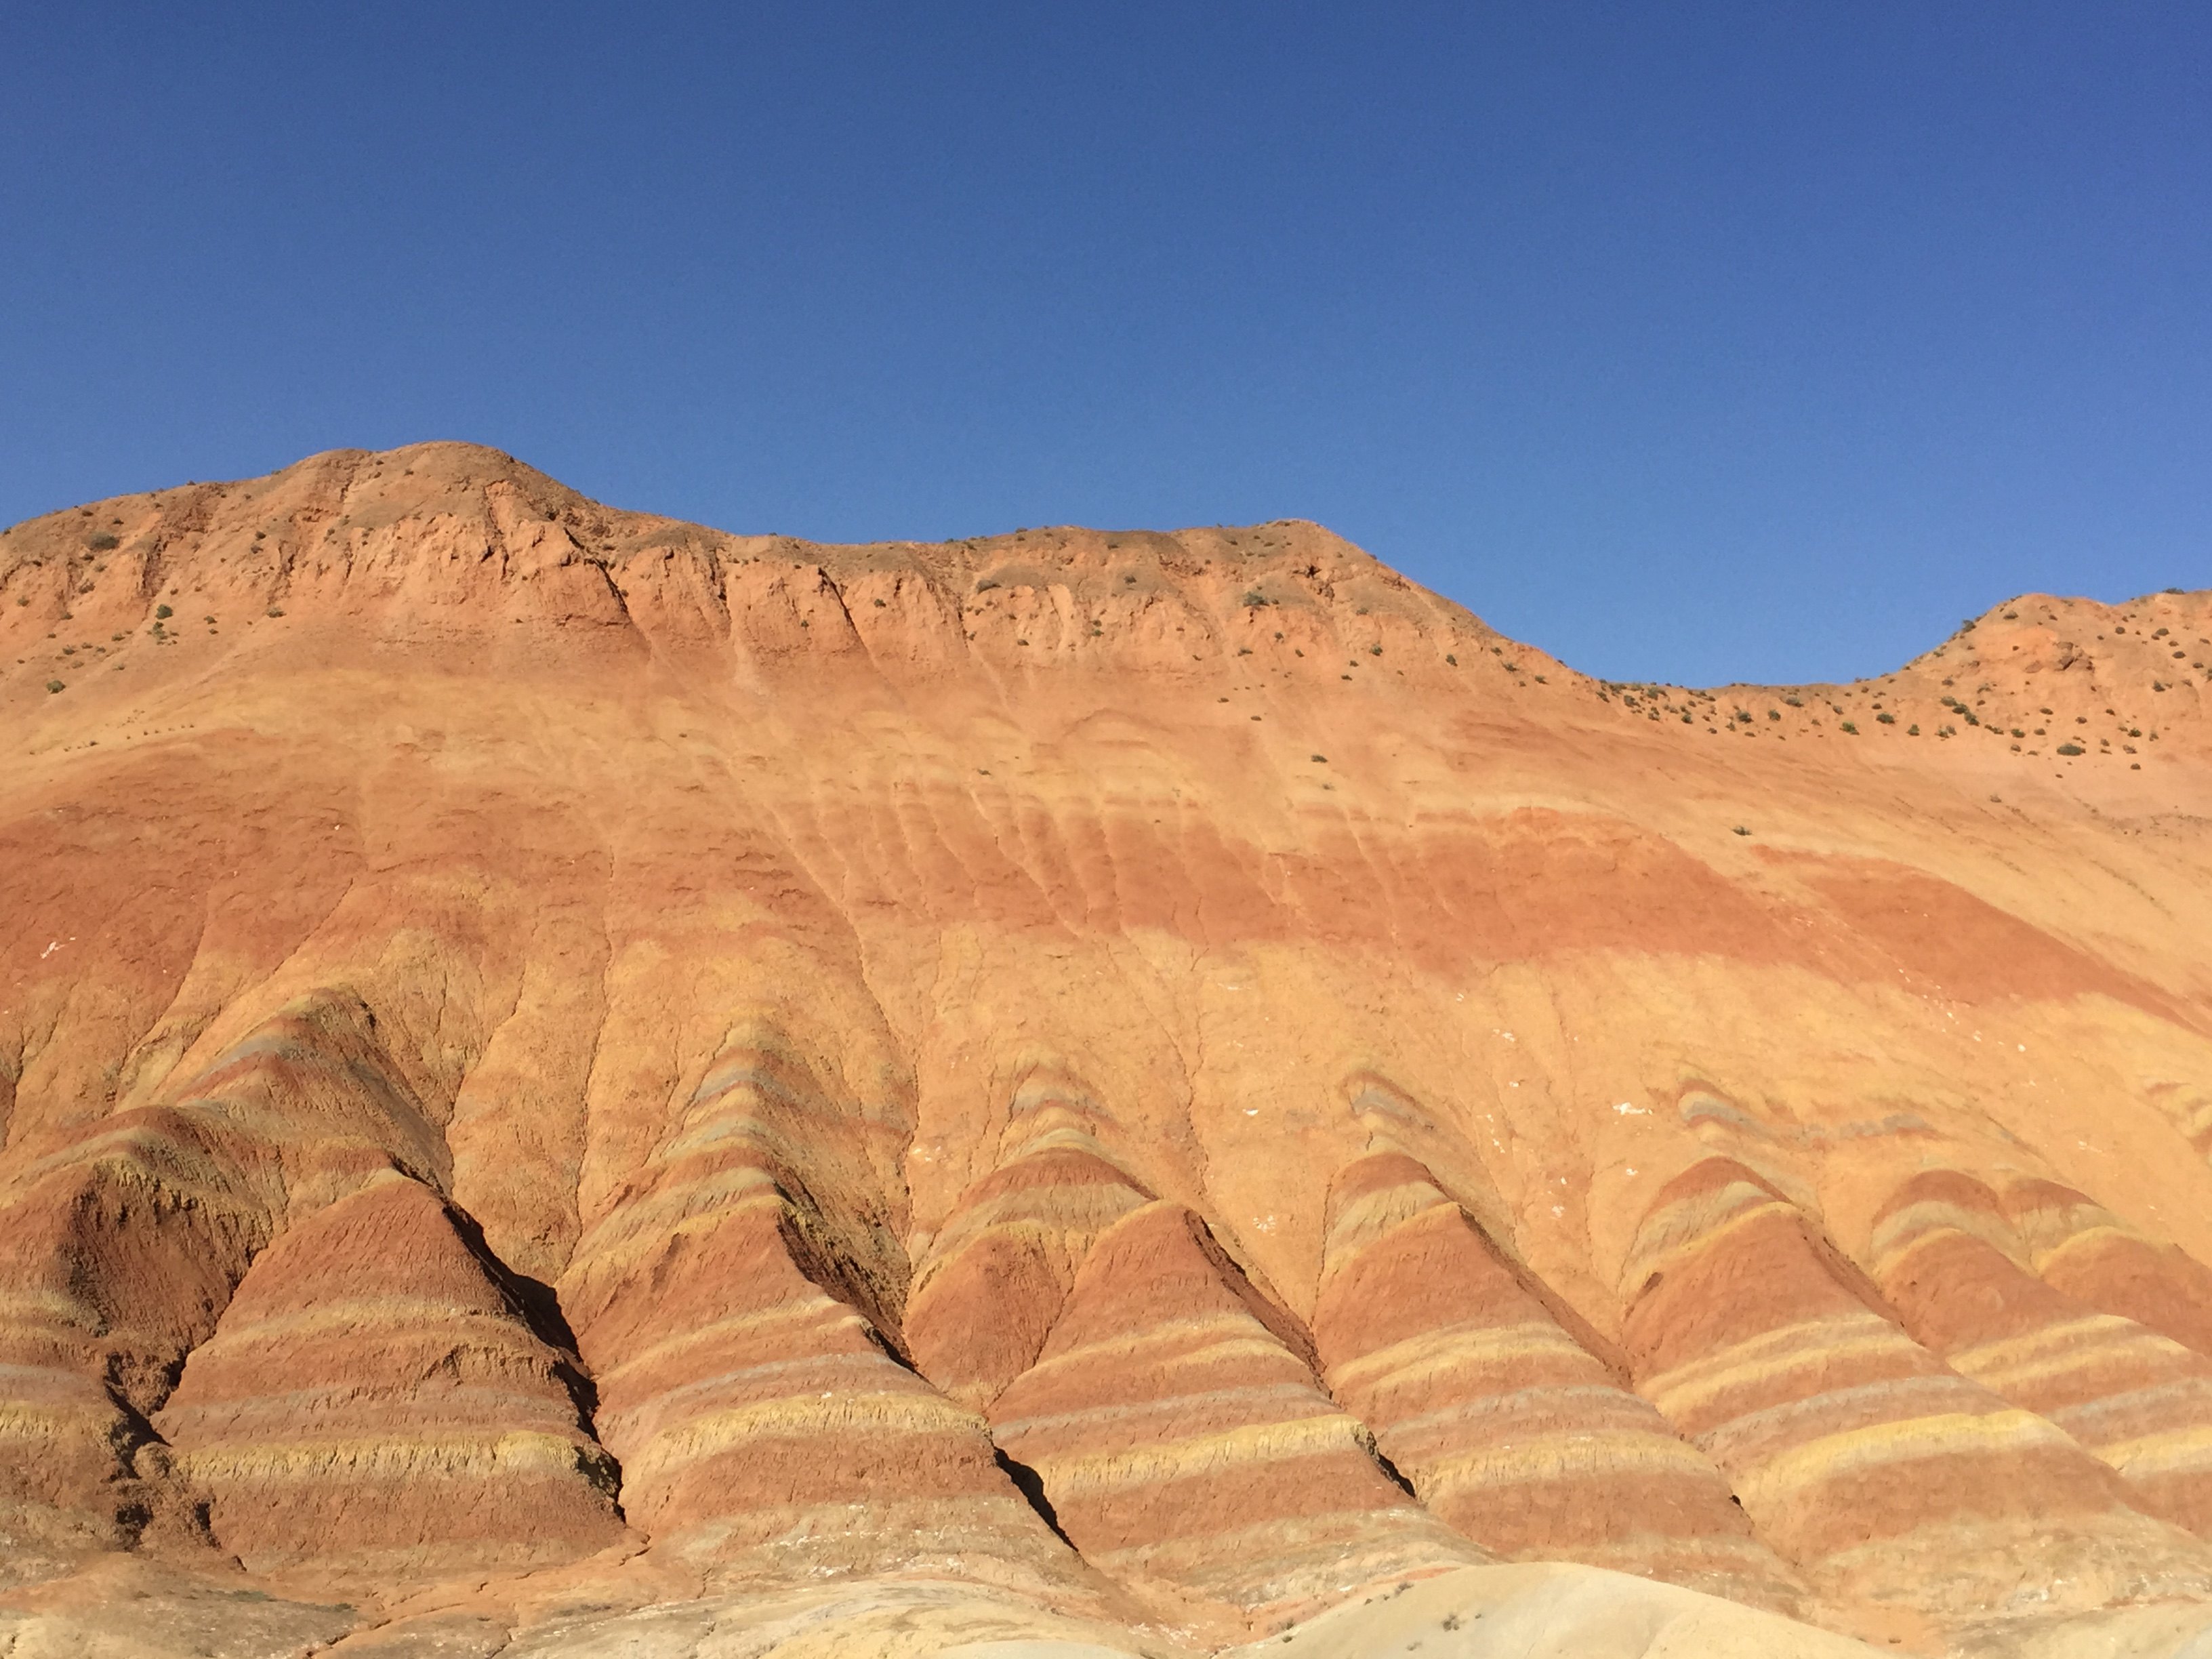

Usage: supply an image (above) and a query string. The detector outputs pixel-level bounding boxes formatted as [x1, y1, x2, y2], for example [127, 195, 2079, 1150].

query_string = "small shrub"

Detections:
[1841, 720, 1858, 734]
[45, 679, 63, 694]
[2057, 742, 2085, 755]
[154, 603, 173, 619]
[1908, 723, 1920, 735]
[1784, 695, 1803, 708]
[1732, 825, 1751, 836]
[85, 532, 119, 551]
[1875, 712, 1895, 724]
[1445, 653, 1457, 665]
[1310, 754, 1328, 764]
[1368, 644, 1382, 656]
[266, 607, 285, 618]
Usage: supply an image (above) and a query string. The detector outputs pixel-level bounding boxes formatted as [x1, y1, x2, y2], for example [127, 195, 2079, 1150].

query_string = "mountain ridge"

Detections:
[3, 444, 2212, 1657]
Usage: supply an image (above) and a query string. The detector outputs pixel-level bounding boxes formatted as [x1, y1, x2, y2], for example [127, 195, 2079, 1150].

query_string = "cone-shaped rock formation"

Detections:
[989, 1199, 1478, 1631]
[1622, 1158, 2212, 1618]
[1314, 1149, 1802, 1607]
[155, 1172, 623, 1580]
[1872, 1169, 2212, 1536]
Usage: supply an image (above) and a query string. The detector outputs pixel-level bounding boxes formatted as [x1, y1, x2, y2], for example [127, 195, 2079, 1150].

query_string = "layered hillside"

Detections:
[1, 443, 2210, 1658]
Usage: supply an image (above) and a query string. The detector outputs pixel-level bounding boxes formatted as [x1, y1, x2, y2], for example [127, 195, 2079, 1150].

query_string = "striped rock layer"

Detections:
[0, 1104, 265, 1574]
[0, 991, 441, 1575]
[1621, 1158, 2212, 1618]
[905, 1090, 1157, 1412]
[986, 1199, 1479, 1628]
[5, 446, 2212, 1652]
[1872, 1169, 2212, 1536]
[153, 1172, 622, 1579]
[2003, 1177, 2212, 1361]
[554, 1044, 1120, 1612]
[1312, 1151, 1801, 1608]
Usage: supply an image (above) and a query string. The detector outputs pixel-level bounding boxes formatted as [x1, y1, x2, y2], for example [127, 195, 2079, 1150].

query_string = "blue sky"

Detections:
[3, 3, 2206, 684]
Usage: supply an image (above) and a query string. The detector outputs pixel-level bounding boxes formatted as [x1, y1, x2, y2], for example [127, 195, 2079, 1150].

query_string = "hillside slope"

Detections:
[2, 443, 2210, 1656]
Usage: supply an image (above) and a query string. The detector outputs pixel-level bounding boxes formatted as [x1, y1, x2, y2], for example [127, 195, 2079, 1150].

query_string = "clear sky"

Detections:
[4, 4, 2207, 686]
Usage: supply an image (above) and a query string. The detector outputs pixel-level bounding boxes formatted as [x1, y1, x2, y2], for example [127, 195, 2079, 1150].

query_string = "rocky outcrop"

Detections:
[554, 1038, 1120, 1612]
[1620, 1159, 2212, 1618]
[987, 1199, 1477, 1632]
[906, 1081, 1158, 1412]
[155, 1172, 622, 1580]
[1313, 1151, 1800, 1607]
[0, 1103, 265, 1576]
[1872, 1170, 2212, 1536]
[2004, 1177, 2212, 1360]
[3, 444, 2211, 1654]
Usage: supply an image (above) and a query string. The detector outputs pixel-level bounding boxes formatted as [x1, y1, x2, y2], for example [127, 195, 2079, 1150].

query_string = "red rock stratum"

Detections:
[2, 443, 2211, 1657]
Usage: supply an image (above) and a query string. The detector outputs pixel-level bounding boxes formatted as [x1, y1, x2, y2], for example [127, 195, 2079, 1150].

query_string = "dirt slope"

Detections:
[1, 443, 2209, 1656]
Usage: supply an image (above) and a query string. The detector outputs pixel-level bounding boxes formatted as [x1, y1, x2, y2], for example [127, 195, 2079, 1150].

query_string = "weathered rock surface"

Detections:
[1619, 1158, 2211, 1622]
[2, 442, 2211, 1654]
[987, 1196, 1475, 1629]
[1313, 1149, 1800, 1605]
[154, 1170, 624, 1583]
[1872, 1170, 2212, 1536]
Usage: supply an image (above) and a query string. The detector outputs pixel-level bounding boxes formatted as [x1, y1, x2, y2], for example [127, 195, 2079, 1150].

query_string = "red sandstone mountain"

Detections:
[2, 443, 2211, 1657]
